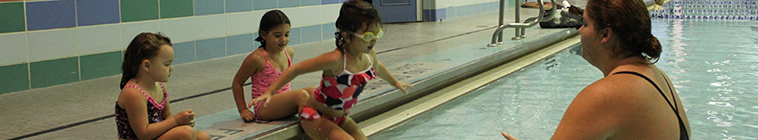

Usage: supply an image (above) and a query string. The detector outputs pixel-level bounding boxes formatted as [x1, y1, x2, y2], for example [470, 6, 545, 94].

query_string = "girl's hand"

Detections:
[174, 109, 195, 125]
[393, 82, 413, 94]
[238, 109, 256, 122]
[501, 131, 519, 140]
[249, 92, 273, 108]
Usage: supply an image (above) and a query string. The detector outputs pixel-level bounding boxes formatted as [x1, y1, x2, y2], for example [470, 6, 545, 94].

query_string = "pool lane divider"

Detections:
[359, 35, 581, 136]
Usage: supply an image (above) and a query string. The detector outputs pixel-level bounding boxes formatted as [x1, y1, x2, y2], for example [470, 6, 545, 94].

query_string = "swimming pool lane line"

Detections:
[359, 36, 581, 137]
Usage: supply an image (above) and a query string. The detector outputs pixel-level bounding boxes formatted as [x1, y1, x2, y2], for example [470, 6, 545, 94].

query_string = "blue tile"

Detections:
[253, 0, 277, 10]
[26, 0, 76, 30]
[322, 22, 336, 41]
[173, 41, 195, 64]
[436, 9, 446, 21]
[195, 37, 226, 61]
[195, 0, 225, 15]
[226, 33, 255, 55]
[455, 6, 465, 17]
[321, 0, 339, 5]
[77, 0, 120, 26]
[301, 24, 322, 43]
[447, 7, 457, 19]
[225, 0, 253, 13]
[288, 27, 302, 45]
[302, 0, 320, 6]
[253, 32, 262, 48]
[279, 0, 300, 8]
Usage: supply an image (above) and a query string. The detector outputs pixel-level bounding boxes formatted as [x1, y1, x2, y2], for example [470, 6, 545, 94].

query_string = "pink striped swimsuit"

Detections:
[250, 49, 292, 115]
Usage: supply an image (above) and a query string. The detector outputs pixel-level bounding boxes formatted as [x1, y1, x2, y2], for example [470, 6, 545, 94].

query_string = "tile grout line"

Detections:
[25, 1, 31, 90]
[75, 0, 81, 81]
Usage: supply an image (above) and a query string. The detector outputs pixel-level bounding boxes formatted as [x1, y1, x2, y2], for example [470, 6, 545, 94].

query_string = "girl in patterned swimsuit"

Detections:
[251, 1, 413, 139]
[115, 33, 210, 140]
[232, 10, 315, 122]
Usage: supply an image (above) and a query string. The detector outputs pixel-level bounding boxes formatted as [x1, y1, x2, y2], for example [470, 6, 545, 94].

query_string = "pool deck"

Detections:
[0, 1, 586, 139]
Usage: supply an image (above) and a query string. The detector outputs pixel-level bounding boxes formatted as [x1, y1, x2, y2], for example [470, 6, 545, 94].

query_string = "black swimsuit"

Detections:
[613, 71, 689, 140]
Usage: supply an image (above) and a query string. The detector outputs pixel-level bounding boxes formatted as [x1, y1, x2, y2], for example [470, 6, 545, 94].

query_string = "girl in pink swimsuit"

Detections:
[252, 1, 413, 139]
[232, 10, 314, 122]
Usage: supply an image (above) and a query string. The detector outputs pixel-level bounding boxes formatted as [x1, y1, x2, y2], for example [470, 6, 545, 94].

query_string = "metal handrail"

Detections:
[488, 0, 558, 47]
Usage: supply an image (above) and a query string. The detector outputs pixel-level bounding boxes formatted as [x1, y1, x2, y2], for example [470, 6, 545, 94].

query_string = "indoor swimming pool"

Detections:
[369, 19, 758, 139]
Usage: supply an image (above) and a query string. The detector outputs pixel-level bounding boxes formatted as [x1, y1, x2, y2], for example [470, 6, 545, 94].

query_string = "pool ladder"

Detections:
[488, 0, 558, 47]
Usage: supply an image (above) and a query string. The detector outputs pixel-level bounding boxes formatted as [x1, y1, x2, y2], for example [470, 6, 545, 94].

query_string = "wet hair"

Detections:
[120, 32, 172, 89]
[587, 0, 661, 62]
[334, 0, 381, 53]
[255, 10, 291, 50]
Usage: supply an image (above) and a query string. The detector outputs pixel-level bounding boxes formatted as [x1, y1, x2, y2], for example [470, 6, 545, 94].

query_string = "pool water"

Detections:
[369, 19, 758, 140]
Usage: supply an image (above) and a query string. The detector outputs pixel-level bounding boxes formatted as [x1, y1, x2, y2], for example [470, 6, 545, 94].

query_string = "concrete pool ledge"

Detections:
[196, 28, 578, 140]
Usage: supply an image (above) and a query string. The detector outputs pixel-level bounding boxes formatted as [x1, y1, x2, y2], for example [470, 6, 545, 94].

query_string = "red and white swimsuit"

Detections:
[300, 54, 376, 124]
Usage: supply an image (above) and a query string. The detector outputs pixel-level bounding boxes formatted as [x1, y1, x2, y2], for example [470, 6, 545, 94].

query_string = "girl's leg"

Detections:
[339, 117, 367, 140]
[256, 87, 316, 120]
[156, 125, 197, 140]
[301, 117, 354, 140]
[196, 130, 210, 140]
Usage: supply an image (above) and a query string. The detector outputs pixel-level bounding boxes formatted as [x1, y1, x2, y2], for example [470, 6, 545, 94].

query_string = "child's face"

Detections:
[347, 22, 381, 54]
[148, 45, 175, 82]
[262, 24, 291, 51]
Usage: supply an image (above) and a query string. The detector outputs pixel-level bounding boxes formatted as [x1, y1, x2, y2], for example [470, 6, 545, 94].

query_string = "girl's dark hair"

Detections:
[334, 0, 381, 53]
[120, 32, 172, 89]
[587, 0, 661, 62]
[255, 10, 291, 50]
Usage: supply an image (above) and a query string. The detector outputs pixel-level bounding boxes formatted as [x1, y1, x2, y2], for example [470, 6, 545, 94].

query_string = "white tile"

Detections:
[194, 15, 227, 39]
[225, 12, 255, 36]
[77, 24, 122, 55]
[250, 10, 267, 33]
[28, 29, 78, 61]
[121, 21, 161, 50]
[160, 17, 196, 43]
[319, 5, 341, 25]
[281, 4, 340, 27]
[0, 32, 28, 66]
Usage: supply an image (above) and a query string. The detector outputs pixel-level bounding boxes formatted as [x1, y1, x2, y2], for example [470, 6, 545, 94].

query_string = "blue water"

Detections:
[369, 19, 758, 140]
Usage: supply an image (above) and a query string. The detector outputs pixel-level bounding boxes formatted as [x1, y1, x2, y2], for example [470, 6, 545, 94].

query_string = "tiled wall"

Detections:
[0, 0, 506, 95]
[0, 0, 345, 94]
[422, 0, 506, 22]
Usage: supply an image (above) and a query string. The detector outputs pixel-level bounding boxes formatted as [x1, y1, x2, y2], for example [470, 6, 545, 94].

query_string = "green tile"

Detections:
[30, 57, 79, 88]
[120, 0, 159, 22]
[160, 0, 193, 19]
[0, 2, 26, 33]
[0, 63, 29, 95]
[80, 51, 122, 80]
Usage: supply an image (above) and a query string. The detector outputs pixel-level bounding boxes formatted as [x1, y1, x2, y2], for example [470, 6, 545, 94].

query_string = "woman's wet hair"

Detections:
[121, 32, 172, 89]
[587, 0, 661, 62]
[255, 10, 291, 50]
[334, 0, 381, 53]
